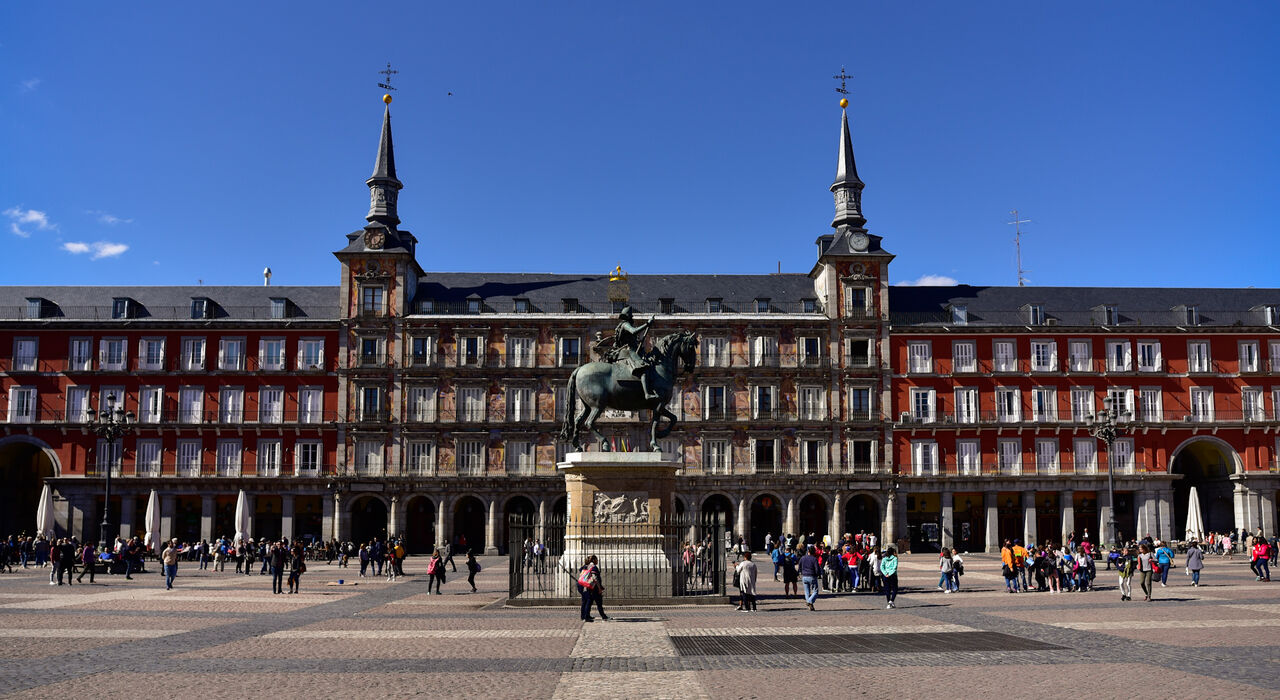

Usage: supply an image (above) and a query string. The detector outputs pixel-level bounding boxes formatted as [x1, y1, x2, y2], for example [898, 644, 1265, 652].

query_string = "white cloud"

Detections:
[62, 241, 129, 259]
[19, 78, 40, 92]
[4, 207, 57, 237]
[87, 210, 133, 226]
[900, 274, 960, 287]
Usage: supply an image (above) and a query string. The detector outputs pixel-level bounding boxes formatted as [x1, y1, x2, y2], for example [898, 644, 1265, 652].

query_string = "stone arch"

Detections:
[700, 493, 735, 535]
[0, 436, 61, 539]
[1169, 436, 1241, 535]
[452, 494, 486, 555]
[404, 495, 436, 554]
[502, 494, 537, 555]
[843, 491, 884, 541]
[798, 492, 831, 543]
[749, 492, 784, 551]
[349, 494, 389, 545]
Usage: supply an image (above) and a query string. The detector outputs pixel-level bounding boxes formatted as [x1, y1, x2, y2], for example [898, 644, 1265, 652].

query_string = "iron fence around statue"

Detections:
[507, 513, 727, 600]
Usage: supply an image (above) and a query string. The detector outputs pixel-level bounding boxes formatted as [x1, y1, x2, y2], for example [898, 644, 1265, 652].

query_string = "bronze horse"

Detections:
[559, 330, 698, 452]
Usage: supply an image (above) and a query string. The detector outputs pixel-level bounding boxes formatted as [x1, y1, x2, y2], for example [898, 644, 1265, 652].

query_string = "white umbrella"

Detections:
[35, 483, 54, 539]
[233, 490, 250, 544]
[143, 489, 160, 549]
[1185, 485, 1206, 543]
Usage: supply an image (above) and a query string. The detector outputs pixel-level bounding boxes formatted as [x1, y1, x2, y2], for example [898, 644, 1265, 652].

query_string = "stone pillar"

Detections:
[784, 496, 798, 539]
[1137, 489, 1158, 540]
[831, 492, 843, 541]
[1156, 489, 1174, 542]
[1023, 491, 1037, 546]
[280, 495, 295, 542]
[736, 496, 749, 541]
[894, 491, 908, 551]
[1260, 490, 1277, 538]
[536, 499, 547, 544]
[984, 491, 999, 553]
[940, 491, 955, 550]
[436, 495, 449, 548]
[200, 495, 214, 541]
[884, 491, 898, 548]
[1233, 483, 1252, 534]
[484, 497, 499, 555]
[1060, 490, 1075, 545]
[388, 494, 402, 537]
[159, 495, 176, 545]
[118, 495, 136, 541]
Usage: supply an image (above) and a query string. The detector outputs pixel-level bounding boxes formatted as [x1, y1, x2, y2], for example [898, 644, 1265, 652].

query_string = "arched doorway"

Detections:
[844, 493, 881, 539]
[700, 494, 734, 542]
[350, 495, 388, 545]
[0, 437, 57, 539]
[551, 495, 567, 519]
[502, 495, 536, 555]
[798, 494, 829, 543]
[452, 496, 486, 555]
[404, 496, 436, 554]
[254, 495, 283, 542]
[1172, 438, 1237, 536]
[749, 493, 782, 550]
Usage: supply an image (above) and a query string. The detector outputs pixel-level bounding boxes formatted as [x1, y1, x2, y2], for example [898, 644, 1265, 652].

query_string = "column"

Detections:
[940, 491, 955, 550]
[436, 495, 450, 549]
[1156, 489, 1174, 542]
[241, 494, 255, 541]
[984, 491, 999, 553]
[335, 492, 349, 542]
[784, 496, 798, 538]
[830, 491, 843, 542]
[736, 496, 749, 541]
[536, 499, 547, 544]
[484, 497, 499, 555]
[1022, 491, 1037, 546]
[388, 494, 401, 537]
[159, 495, 176, 545]
[1234, 483, 1252, 535]
[200, 495, 214, 542]
[1260, 490, 1277, 539]
[1137, 489, 1158, 540]
[1060, 490, 1075, 545]
[280, 495, 295, 542]
[118, 495, 136, 541]
[894, 491, 908, 551]
[1098, 488, 1114, 546]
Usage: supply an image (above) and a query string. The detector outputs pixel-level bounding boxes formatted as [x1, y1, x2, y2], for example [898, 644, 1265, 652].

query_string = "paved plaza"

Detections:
[0, 553, 1276, 698]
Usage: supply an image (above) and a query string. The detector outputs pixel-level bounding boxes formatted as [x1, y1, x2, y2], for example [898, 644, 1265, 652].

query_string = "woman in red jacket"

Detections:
[1252, 539, 1271, 581]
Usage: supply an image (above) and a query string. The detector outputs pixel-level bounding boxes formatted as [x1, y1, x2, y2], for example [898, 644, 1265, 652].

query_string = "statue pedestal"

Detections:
[556, 451, 680, 600]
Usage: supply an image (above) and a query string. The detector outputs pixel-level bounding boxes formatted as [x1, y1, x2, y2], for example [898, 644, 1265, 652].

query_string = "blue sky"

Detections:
[2, 3, 1277, 288]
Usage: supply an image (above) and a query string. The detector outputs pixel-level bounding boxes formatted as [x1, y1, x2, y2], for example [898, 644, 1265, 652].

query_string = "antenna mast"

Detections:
[1008, 210, 1031, 287]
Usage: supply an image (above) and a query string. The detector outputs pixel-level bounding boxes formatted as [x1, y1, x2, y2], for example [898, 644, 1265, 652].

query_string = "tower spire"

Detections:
[366, 94, 403, 227]
[830, 105, 866, 230]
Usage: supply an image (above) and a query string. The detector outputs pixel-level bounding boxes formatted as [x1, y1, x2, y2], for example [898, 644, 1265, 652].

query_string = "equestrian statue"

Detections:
[559, 306, 698, 452]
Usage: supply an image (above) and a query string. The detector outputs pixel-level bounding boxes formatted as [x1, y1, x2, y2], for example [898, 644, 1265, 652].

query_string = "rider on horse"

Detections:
[612, 306, 658, 401]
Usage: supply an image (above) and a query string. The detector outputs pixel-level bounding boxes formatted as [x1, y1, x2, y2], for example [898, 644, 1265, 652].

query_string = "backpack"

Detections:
[577, 568, 598, 589]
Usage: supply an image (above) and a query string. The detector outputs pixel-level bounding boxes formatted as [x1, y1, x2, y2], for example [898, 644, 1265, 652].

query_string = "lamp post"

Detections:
[88, 393, 135, 551]
[1086, 396, 1130, 548]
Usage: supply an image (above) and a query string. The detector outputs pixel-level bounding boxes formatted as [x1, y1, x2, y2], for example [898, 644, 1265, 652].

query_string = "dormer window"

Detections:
[191, 298, 210, 320]
[611, 300, 626, 314]
[467, 298, 481, 314]
[950, 305, 968, 325]
[270, 298, 290, 319]
[1028, 304, 1045, 325]
[513, 298, 530, 314]
[418, 299, 435, 314]
[1101, 305, 1120, 326]
[707, 298, 723, 314]
[802, 299, 818, 313]
[25, 298, 46, 319]
[755, 298, 770, 313]
[561, 298, 579, 314]
[660, 298, 674, 314]
[1266, 305, 1280, 325]
[111, 298, 131, 320]
[1184, 305, 1199, 326]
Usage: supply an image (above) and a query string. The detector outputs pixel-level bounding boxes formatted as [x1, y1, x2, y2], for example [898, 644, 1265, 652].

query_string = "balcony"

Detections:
[355, 352, 387, 368]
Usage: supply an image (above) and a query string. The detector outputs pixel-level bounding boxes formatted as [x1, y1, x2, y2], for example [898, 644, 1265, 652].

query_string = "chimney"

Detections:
[263, 267, 272, 286]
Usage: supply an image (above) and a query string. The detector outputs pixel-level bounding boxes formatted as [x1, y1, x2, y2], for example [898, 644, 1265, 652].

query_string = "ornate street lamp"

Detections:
[88, 393, 135, 551]
[1086, 396, 1130, 547]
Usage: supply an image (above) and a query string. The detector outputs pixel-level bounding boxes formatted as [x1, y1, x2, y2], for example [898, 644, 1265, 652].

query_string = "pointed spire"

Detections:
[833, 109, 862, 188]
[366, 96, 403, 226]
[830, 104, 866, 230]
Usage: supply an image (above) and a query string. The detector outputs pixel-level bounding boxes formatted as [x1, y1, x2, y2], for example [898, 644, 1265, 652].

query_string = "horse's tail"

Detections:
[558, 367, 579, 443]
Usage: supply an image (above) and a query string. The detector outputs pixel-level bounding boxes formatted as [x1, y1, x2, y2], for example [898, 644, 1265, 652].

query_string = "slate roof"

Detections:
[0, 286, 340, 321]
[889, 285, 1280, 327]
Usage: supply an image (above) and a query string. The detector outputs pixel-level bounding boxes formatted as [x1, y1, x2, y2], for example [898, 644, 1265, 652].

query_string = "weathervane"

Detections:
[378, 62, 398, 92]
[833, 66, 852, 96]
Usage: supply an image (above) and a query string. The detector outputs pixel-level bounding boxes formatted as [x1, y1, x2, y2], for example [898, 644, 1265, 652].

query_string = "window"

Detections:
[298, 339, 324, 370]
[459, 334, 485, 367]
[1105, 340, 1132, 372]
[507, 387, 535, 422]
[177, 440, 202, 477]
[96, 438, 123, 476]
[1188, 341, 1210, 373]
[1184, 306, 1199, 326]
[216, 439, 242, 477]
[25, 298, 44, 319]
[798, 386, 825, 421]
[703, 385, 727, 420]
[467, 299, 482, 314]
[136, 386, 162, 424]
[409, 336, 435, 367]
[259, 338, 285, 371]
[1068, 340, 1092, 372]
[361, 286, 385, 316]
[912, 440, 938, 476]
[1032, 387, 1056, 422]
[136, 440, 161, 477]
[850, 440, 875, 474]
[257, 440, 282, 477]
[996, 387, 1021, 423]
[562, 298, 580, 314]
[956, 440, 980, 476]
[218, 338, 245, 371]
[1133, 388, 1161, 423]
[298, 387, 323, 424]
[1028, 305, 1045, 325]
[359, 337, 383, 366]
[190, 298, 210, 319]
[1273, 388, 1280, 421]
[100, 338, 126, 371]
[513, 298, 530, 313]
[181, 338, 205, 371]
[703, 439, 729, 475]
[997, 439, 1021, 475]
[845, 287, 868, 317]
[557, 337, 580, 367]
[706, 298, 722, 313]
[1270, 341, 1280, 372]
[98, 387, 124, 419]
[847, 338, 872, 367]
[751, 438, 777, 473]
[909, 388, 935, 423]
[993, 341, 1017, 372]
[802, 299, 818, 313]
[259, 387, 283, 424]
[1243, 388, 1264, 421]
[270, 298, 288, 319]
[751, 335, 779, 367]
[1190, 387, 1214, 422]
[296, 441, 320, 476]
[659, 298, 675, 314]
[137, 338, 164, 370]
[1109, 438, 1135, 474]
[218, 387, 244, 424]
[458, 387, 486, 422]
[8, 387, 36, 423]
[1103, 305, 1120, 325]
[12, 339, 36, 371]
[756, 298, 771, 313]
[1136, 341, 1161, 372]
[355, 440, 383, 476]
[407, 441, 435, 476]
[359, 386, 383, 421]
[407, 385, 437, 422]
[506, 440, 535, 474]
[1035, 439, 1058, 475]
[950, 305, 968, 325]
[659, 438, 682, 464]
[954, 387, 977, 424]
[953, 341, 976, 373]
[179, 387, 203, 423]
[798, 336, 823, 367]
[66, 386, 90, 422]
[1266, 305, 1280, 325]
[457, 439, 485, 476]
[751, 385, 777, 420]
[507, 336, 535, 368]
[69, 339, 92, 371]
[799, 439, 826, 474]
[702, 336, 729, 368]
[1074, 438, 1097, 474]
[1240, 341, 1260, 373]
[848, 387, 872, 421]
[111, 298, 131, 319]
[554, 384, 570, 421]
[1030, 341, 1057, 372]
[1107, 388, 1133, 420]
[907, 341, 932, 374]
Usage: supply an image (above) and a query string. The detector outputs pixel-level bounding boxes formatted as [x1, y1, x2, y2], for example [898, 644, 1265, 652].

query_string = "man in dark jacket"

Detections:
[269, 542, 287, 594]
[56, 539, 77, 585]
[799, 546, 822, 610]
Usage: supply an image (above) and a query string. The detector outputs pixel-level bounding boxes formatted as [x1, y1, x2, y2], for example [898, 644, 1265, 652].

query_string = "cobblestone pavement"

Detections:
[0, 553, 1278, 698]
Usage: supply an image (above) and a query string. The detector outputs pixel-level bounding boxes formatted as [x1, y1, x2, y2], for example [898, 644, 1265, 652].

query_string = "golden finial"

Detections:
[840, 97, 848, 109]
[609, 264, 628, 282]
[383, 93, 393, 104]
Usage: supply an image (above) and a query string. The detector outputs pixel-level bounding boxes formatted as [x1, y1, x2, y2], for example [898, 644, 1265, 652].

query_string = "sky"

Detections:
[2, 3, 1278, 289]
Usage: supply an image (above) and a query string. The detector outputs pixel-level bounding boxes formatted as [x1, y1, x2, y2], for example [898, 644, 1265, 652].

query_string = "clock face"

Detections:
[365, 230, 386, 250]
[850, 232, 869, 252]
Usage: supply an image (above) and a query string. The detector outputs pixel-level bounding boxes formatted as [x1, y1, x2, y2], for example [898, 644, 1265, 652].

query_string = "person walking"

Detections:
[75, 542, 96, 583]
[1185, 541, 1205, 587]
[1137, 543, 1156, 602]
[465, 552, 480, 593]
[577, 555, 607, 622]
[881, 546, 900, 609]
[950, 550, 964, 592]
[426, 548, 446, 594]
[269, 542, 287, 594]
[1000, 540, 1018, 593]
[799, 545, 821, 611]
[442, 541, 457, 572]
[1252, 537, 1271, 582]
[56, 538, 76, 585]
[938, 549, 956, 593]
[1117, 546, 1137, 601]
[735, 551, 759, 611]
[1155, 541, 1176, 587]
[780, 546, 799, 597]
[287, 544, 305, 594]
